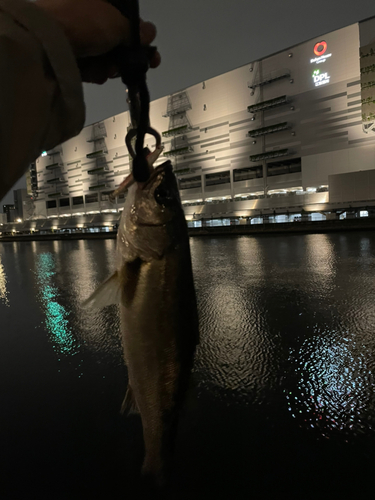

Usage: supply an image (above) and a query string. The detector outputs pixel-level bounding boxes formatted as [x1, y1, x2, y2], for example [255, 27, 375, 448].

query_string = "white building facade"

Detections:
[29, 16, 375, 226]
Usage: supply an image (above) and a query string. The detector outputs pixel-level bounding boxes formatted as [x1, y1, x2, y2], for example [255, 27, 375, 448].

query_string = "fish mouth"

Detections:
[139, 161, 173, 191]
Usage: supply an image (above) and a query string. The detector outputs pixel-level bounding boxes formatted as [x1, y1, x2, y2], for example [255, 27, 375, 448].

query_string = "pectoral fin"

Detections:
[120, 384, 139, 415]
[83, 271, 121, 308]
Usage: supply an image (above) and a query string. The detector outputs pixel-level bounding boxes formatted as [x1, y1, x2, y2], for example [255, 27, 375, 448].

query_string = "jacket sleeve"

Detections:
[0, 0, 85, 200]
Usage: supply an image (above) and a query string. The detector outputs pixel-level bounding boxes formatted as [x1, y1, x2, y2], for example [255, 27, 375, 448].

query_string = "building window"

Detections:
[46, 200, 57, 209]
[179, 175, 202, 190]
[85, 193, 98, 204]
[205, 171, 230, 187]
[72, 196, 84, 206]
[267, 157, 301, 177]
[234, 166, 263, 181]
[59, 198, 70, 207]
[101, 191, 112, 202]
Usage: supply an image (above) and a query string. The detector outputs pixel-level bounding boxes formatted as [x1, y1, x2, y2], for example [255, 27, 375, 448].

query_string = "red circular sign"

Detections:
[314, 41, 327, 56]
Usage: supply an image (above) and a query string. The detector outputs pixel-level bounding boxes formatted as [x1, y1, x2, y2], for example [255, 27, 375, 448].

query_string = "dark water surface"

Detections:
[1, 233, 375, 499]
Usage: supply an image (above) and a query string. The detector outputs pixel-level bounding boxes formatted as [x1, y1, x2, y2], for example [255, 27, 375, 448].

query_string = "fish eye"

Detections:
[154, 185, 175, 206]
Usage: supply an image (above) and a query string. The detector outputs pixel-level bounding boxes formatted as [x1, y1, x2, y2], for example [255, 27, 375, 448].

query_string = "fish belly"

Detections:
[120, 250, 198, 481]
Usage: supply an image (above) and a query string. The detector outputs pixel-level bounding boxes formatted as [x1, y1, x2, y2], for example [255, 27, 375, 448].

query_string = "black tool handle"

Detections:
[107, 0, 156, 182]
[108, 0, 140, 47]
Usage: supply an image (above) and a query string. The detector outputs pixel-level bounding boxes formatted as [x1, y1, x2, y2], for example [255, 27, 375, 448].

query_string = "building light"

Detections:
[41, 151, 48, 157]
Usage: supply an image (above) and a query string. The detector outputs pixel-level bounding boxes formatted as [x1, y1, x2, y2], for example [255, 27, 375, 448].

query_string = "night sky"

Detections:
[2, 0, 375, 207]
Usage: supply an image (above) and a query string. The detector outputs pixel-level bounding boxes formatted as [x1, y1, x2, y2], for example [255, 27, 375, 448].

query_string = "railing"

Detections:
[162, 125, 190, 137]
[248, 70, 291, 89]
[248, 122, 289, 137]
[86, 150, 105, 159]
[164, 147, 190, 157]
[88, 167, 109, 175]
[247, 95, 289, 113]
[250, 149, 289, 162]
[46, 163, 60, 170]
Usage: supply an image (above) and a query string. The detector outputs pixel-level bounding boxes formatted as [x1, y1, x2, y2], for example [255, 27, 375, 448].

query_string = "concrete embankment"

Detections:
[1, 218, 375, 243]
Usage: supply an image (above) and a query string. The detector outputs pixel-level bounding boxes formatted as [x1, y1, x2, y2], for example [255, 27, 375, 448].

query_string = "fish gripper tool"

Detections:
[109, 0, 161, 182]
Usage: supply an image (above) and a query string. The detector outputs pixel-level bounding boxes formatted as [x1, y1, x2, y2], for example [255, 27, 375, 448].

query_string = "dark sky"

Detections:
[2, 0, 375, 207]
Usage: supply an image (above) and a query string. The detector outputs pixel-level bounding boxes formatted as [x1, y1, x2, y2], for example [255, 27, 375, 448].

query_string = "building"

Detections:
[0, 213, 7, 225]
[21, 16, 375, 229]
[2, 205, 15, 223]
[26, 162, 38, 200]
[13, 189, 33, 221]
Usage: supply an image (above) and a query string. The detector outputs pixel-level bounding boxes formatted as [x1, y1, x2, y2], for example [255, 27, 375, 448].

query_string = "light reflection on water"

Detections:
[35, 252, 80, 357]
[192, 236, 278, 403]
[286, 329, 374, 437]
[1, 232, 375, 446]
[283, 234, 375, 437]
[56, 239, 122, 365]
[191, 234, 375, 441]
[305, 233, 336, 295]
[0, 249, 9, 306]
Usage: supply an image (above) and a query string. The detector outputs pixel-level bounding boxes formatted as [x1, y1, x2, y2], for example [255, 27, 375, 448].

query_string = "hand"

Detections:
[35, 0, 161, 84]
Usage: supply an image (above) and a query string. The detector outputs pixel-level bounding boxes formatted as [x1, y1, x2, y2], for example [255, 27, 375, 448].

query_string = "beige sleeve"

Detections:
[0, 0, 85, 200]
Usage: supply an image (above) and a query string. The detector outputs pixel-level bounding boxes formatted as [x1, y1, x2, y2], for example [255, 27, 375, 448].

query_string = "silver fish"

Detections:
[85, 160, 199, 484]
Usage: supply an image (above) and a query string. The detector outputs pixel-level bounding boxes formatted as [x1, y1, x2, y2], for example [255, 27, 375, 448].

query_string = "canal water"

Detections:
[0, 233, 374, 499]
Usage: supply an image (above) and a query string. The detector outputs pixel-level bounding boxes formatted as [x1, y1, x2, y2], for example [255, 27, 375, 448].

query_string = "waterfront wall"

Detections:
[2, 218, 375, 243]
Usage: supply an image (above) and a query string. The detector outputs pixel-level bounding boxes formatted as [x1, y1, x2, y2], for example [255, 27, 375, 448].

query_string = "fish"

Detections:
[85, 159, 199, 484]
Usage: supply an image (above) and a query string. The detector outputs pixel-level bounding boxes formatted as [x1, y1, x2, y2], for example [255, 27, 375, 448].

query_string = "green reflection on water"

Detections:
[36, 253, 80, 356]
[0, 254, 9, 306]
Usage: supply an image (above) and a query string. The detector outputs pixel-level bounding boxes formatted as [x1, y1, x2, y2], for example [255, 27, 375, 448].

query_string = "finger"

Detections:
[150, 51, 161, 69]
[78, 56, 110, 84]
[139, 20, 157, 45]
